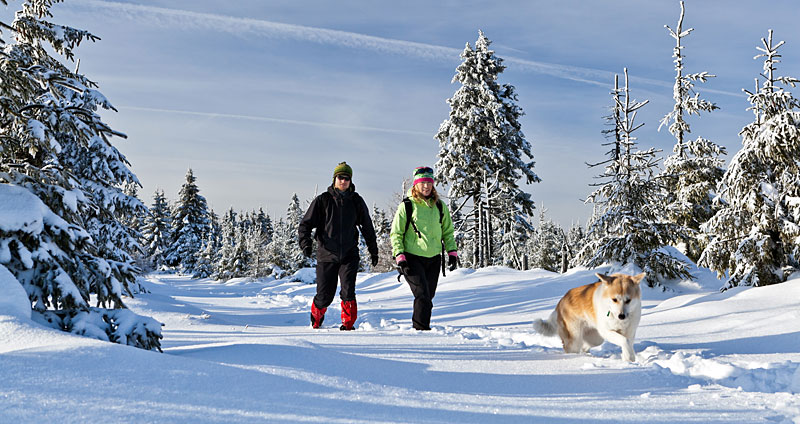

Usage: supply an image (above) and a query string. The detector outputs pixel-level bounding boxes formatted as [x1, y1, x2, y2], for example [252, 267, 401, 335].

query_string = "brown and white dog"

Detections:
[533, 272, 645, 362]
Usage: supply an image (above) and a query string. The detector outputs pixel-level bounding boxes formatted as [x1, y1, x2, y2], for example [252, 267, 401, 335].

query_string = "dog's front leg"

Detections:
[600, 330, 636, 362]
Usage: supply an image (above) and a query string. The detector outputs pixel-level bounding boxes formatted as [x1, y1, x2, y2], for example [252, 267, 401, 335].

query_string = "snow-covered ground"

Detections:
[1, 264, 799, 423]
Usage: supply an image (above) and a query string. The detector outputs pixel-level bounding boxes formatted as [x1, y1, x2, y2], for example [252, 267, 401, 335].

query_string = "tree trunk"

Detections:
[473, 194, 482, 267]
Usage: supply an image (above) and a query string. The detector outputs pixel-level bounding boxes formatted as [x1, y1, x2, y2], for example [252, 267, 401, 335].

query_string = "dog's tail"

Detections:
[533, 310, 558, 336]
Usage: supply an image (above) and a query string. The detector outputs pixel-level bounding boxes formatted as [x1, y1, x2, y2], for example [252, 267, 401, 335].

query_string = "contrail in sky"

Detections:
[120, 106, 432, 136]
[69, 0, 742, 97]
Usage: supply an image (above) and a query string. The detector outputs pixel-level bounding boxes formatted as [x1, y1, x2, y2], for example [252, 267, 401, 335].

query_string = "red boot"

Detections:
[310, 303, 326, 329]
[340, 300, 357, 331]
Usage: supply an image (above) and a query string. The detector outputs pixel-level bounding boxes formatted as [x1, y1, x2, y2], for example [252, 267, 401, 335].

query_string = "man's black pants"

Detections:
[313, 254, 360, 309]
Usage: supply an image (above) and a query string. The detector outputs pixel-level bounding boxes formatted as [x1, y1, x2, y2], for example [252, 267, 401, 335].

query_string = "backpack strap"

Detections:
[436, 200, 446, 276]
[403, 197, 445, 236]
[402, 197, 421, 238]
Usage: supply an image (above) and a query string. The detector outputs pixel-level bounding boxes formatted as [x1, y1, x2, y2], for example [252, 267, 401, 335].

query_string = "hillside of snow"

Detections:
[1, 265, 799, 423]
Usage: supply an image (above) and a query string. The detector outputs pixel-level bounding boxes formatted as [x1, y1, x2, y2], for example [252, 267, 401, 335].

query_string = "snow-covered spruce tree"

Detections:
[254, 207, 273, 246]
[499, 214, 530, 270]
[244, 223, 271, 278]
[193, 209, 220, 279]
[565, 221, 586, 269]
[659, 1, 726, 262]
[165, 168, 209, 273]
[266, 218, 292, 277]
[521, 218, 537, 270]
[232, 209, 272, 278]
[578, 74, 623, 267]
[141, 189, 172, 270]
[215, 208, 242, 281]
[371, 204, 394, 272]
[0, 0, 160, 350]
[581, 70, 691, 286]
[284, 193, 308, 271]
[529, 208, 564, 272]
[264, 195, 308, 277]
[491, 189, 535, 269]
[701, 31, 800, 288]
[229, 226, 250, 278]
[435, 30, 540, 268]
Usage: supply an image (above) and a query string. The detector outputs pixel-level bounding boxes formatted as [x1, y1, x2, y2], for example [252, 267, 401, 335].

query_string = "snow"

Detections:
[0, 264, 30, 320]
[0, 184, 45, 234]
[1, 266, 799, 423]
[0, 183, 83, 240]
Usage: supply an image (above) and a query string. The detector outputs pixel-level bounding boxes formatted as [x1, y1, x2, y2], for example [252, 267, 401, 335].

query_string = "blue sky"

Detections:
[12, 0, 800, 226]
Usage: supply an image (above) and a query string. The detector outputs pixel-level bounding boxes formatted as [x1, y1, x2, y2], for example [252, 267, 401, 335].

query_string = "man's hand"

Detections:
[302, 246, 312, 258]
[370, 254, 379, 267]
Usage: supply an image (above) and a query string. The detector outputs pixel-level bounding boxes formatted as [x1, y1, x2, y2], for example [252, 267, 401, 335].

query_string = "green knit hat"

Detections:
[333, 161, 353, 179]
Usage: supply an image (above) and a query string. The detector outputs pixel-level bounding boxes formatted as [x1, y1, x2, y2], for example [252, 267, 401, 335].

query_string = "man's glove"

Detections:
[448, 252, 458, 271]
[302, 245, 312, 258]
[370, 254, 379, 267]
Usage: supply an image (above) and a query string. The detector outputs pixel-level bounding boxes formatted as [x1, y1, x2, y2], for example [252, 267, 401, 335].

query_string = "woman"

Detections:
[390, 166, 458, 330]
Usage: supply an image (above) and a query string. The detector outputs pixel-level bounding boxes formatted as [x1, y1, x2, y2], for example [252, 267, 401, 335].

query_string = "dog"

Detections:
[533, 272, 645, 362]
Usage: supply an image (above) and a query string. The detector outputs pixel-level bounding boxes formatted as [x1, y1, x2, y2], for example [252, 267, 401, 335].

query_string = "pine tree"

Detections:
[193, 209, 220, 279]
[435, 30, 540, 268]
[0, 1, 160, 350]
[244, 223, 271, 278]
[581, 70, 691, 286]
[141, 189, 172, 270]
[701, 30, 800, 288]
[565, 221, 586, 269]
[165, 169, 209, 273]
[283, 194, 308, 272]
[371, 204, 394, 272]
[255, 208, 273, 245]
[499, 211, 533, 270]
[659, 1, 726, 262]
[229, 226, 250, 278]
[529, 208, 564, 272]
[215, 208, 242, 280]
[266, 218, 292, 277]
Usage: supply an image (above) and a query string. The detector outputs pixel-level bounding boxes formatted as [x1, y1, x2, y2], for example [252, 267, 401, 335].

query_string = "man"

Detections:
[298, 162, 379, 330]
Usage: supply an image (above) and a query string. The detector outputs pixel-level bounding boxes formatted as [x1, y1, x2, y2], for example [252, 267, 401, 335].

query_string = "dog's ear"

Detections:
[632, 272, 646, 285]
[595, 273, 612, 284]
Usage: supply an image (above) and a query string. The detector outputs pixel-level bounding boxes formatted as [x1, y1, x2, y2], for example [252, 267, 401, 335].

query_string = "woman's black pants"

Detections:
[402, 253, 441, 330]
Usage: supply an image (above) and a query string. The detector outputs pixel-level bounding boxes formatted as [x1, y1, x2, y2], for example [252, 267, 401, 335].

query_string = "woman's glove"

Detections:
[396, 254, 408, 269]
[448, 252, 458, 271]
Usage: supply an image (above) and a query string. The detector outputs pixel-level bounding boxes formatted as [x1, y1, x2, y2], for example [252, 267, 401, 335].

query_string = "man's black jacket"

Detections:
[298, 184, 378, 263]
